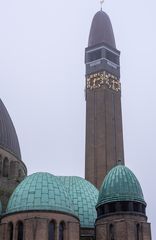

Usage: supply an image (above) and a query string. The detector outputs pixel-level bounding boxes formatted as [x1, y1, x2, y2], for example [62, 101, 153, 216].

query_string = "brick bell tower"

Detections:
[85, 10, 124, 189]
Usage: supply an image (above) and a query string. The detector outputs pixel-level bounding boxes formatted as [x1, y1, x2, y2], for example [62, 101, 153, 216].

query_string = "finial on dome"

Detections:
[100, 0, 104, 10]
[117, 160, 122, 165]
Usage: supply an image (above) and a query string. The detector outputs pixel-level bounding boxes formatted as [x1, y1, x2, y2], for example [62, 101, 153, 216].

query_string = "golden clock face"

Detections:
[86, 72, 104, 90]
[86, 71, 121, 92]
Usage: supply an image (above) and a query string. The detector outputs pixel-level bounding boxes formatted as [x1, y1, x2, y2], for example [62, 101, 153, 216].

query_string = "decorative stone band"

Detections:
[86, 71, 121, 92]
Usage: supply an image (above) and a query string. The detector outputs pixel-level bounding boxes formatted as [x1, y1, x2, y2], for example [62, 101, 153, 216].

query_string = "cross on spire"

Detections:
[100, 0, 104, 10]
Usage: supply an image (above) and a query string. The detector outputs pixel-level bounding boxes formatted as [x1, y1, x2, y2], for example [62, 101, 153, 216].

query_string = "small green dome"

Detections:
[97, 165, 146, 208]
[7, 172, 75, 216]
[58, 176, 99, 228]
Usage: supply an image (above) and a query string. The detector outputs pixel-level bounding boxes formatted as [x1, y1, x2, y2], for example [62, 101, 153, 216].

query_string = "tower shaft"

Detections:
[85, 71, 124, 189]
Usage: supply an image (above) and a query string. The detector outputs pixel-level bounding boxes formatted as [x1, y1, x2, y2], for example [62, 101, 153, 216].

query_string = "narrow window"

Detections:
[3, 157, 9, 177]
[109, 203, 115, 213]
[8, 222, 13, 240]
[136, 224, 140, 240]
[105, 50, 119, 65]
[142, 205, 146, 215]
[109, 224, 115, 240]
[121, 201, 129, 211]
[17, 221, 23, 240]
[59, 222, 65, 240]
[88, 49, 102, 62]
[10, 161, 16, 178]
[48, 221, 56, 240]
[134, 202, 143, 213]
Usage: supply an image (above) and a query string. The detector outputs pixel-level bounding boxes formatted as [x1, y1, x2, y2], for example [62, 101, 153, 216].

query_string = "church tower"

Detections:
[85, 10, 124, 189]
[0, 99, 27, 211]
[85, 7, 152, 240]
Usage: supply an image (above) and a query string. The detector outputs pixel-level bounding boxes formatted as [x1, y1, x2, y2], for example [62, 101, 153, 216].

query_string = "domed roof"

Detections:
[88, 10, 116, 48]
[58, 176, 99, 228]
[7, 172, 76, 216]
[97, 165, 146, 208]
[0, 99, 21, 160]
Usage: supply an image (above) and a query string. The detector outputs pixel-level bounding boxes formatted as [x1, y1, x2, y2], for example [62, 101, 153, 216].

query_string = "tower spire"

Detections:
[85, 10, 124, 189]
[100, 0, 104, 11]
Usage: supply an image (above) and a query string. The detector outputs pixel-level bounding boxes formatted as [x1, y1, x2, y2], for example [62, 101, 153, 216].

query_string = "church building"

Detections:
[0, 5, 152, 240]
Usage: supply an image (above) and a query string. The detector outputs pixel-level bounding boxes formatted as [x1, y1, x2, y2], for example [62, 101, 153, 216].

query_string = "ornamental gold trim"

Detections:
[86, 71, 121, 92]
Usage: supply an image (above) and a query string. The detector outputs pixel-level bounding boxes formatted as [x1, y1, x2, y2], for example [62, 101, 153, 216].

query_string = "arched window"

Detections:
[48, 220, 56, 240]
[109, 224, 115, 240]
[17, 221, 24, 240]
[59, 222, 65, 240]
[10, 161, 16, 178]
[3, 157, 9, 177]
[8, 222, 13, 240]
[136, 224, 140, 240]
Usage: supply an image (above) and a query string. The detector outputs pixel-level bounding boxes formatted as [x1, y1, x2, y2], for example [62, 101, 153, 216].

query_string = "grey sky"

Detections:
[0, 0, 155, 238]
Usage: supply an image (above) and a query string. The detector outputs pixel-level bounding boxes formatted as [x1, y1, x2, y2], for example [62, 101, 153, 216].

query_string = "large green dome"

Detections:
[97, 165, 146, 208]
[58, 176, 99, 228]
[7, 172, 75, 216]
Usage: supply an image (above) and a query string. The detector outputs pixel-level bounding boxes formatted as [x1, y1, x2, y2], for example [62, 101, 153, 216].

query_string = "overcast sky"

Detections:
[0, 0, 155, 238]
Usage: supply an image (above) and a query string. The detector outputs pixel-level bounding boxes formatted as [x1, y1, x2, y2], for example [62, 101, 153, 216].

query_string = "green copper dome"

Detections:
[97, 165, 146, 208]
[58, 176, 99, 228]
[7, 172, 75, 216]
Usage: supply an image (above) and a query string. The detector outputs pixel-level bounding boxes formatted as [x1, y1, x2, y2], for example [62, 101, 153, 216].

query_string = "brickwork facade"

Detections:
[85, 87, 124, 189]
[80, 227, 95, 239]
[96, 213, 151, 240]
[0, 211, 80, 240]
[0, 148, 27, 211]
